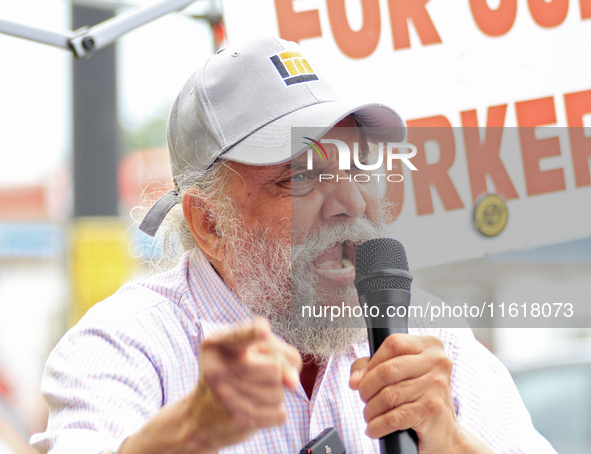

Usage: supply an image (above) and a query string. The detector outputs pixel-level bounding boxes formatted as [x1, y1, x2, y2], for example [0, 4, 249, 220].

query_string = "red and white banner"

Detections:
[221, 0, 591, 268]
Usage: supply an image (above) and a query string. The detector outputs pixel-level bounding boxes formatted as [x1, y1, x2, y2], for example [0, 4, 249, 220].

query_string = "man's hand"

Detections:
[119, 318, 302, 454]
[188, 318, 302, 451]
[349, 334, 462, 454]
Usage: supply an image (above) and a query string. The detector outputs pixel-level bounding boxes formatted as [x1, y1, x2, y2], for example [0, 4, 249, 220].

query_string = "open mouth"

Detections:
[312, 241, 357, 280]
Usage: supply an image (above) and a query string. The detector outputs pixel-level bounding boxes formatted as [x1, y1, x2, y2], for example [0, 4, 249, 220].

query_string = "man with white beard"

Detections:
[32, 37, 556, 454]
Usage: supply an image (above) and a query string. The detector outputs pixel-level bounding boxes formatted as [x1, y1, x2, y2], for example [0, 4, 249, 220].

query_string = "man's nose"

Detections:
[320, 171, 367, 220]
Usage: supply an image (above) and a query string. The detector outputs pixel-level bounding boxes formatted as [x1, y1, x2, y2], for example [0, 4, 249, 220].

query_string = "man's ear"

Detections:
[182, 189, 223, 261]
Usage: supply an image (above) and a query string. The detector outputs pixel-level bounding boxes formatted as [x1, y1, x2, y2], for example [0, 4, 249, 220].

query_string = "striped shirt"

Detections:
[31, 250, 556, 454]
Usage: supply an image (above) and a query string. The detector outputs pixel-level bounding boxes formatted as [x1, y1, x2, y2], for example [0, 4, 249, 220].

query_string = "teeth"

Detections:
[317, 257, 354, 275]
[317, 259, 335, 270]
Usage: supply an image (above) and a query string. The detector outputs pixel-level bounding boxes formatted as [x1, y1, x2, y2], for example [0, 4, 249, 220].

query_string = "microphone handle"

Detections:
[360, 291, 419, 454]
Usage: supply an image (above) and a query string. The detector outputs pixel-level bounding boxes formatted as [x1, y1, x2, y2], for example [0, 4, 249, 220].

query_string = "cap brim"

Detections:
[219, 101, 407, 167]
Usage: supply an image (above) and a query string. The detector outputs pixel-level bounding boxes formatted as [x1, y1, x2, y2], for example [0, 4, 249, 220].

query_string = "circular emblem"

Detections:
[473, 194, 508, 237]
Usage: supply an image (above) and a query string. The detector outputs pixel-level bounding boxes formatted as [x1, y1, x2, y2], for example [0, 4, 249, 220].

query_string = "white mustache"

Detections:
[291, 216, 382, 265]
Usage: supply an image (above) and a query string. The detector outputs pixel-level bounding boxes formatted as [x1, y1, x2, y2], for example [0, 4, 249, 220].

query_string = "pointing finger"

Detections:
[204, 318, 271, 356]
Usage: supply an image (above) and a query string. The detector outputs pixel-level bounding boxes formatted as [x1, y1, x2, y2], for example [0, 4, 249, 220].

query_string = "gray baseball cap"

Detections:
[140, 35, 406, 236]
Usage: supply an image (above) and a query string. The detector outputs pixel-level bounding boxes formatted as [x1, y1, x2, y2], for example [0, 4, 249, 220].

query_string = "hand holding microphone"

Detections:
[350, 239, 461, 454]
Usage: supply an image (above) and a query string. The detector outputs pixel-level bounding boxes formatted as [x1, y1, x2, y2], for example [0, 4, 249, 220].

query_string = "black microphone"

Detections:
[354, 238, 419, 454]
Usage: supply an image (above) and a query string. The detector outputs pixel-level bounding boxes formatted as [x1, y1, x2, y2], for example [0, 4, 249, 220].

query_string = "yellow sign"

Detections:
[70, 218, 137, 326]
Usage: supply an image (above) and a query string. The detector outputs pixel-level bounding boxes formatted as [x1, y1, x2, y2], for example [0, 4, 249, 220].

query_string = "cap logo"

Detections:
[270, 51, 319, 86]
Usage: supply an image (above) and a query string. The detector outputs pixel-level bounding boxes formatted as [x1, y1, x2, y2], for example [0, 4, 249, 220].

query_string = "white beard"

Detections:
[215, 201, 386, 363]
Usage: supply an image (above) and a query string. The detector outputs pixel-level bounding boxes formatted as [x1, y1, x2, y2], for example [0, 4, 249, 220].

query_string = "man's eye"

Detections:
[291, 173, 307, 183]
[349, 164, 369, 173]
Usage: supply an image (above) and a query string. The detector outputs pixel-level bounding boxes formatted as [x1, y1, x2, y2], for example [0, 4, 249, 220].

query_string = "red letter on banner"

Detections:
[387, 0, 442, 50]
[468, 0, 517, 36]
[581, 0, 591, 18]
[565, 90, 591, 187]
[275, 0, 322, 43]
[516, 97, 566, 196]
[527, 0, 568, 27]
[461, 105, 519, 203]
[327, 0, 381, 58]
[406, 116, 464, 215]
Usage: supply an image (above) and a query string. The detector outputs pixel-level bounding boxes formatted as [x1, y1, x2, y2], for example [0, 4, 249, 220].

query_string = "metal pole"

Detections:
[69, 0, 196, 57]
[72, 4, 120, 217]
[0, 18, 72, 49]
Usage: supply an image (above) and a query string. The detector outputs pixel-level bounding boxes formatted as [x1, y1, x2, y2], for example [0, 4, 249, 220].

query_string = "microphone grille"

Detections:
[355, 238, 411, 294]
